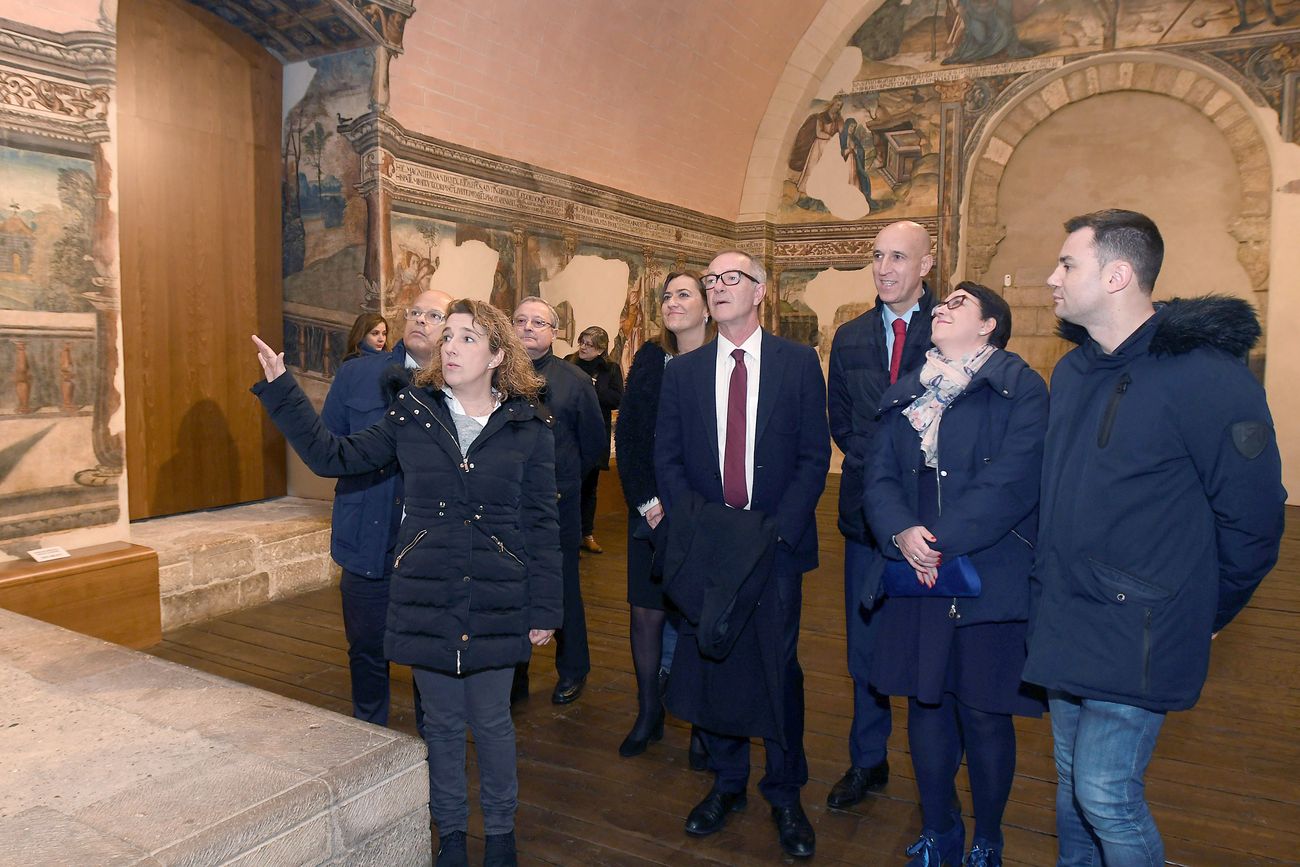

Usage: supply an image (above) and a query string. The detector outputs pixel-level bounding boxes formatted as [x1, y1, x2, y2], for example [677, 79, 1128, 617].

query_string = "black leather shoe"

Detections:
[684, 790, 747, 836]
[771, 803, 816, 859]
[618, 707, 665, 757]
[826, 759, 890, 810]
[551, 675, 586, 705]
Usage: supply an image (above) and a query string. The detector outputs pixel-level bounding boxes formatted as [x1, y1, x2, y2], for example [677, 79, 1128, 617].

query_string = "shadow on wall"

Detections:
[154, 399, 241, 517]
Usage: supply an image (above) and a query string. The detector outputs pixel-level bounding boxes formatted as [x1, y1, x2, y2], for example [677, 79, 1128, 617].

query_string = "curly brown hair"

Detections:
[413, 299, 544, 400]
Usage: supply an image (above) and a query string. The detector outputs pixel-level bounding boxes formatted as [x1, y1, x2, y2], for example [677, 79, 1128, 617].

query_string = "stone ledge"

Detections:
[0, 608, 430, 866]
[131, 497, 340, 630]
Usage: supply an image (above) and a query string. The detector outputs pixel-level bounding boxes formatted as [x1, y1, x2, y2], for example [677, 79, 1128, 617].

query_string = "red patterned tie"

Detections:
[722, 347, 749, 509]
[889, 317, 908, 384]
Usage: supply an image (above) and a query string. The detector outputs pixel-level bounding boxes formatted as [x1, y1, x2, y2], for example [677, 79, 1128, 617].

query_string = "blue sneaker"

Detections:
[905, 815, 965, 866]
[963, 840, 1003, 867]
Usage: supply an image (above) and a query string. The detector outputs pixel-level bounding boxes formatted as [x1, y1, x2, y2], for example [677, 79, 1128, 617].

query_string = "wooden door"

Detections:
[118, 0, 285, 519]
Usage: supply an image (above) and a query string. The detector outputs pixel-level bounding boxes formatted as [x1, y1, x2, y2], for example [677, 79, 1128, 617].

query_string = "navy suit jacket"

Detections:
[655, 331, 831, 576]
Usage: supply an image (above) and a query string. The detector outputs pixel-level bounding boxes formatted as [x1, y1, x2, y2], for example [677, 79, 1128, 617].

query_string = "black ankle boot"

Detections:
[618, 705, 666, 757]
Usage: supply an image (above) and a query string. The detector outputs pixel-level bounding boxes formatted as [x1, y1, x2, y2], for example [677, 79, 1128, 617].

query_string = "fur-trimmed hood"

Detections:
[1056, 295, 1260, 360]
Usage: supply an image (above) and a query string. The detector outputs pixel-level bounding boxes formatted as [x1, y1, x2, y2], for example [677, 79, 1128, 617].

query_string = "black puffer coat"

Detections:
[253, 373, 564, 675]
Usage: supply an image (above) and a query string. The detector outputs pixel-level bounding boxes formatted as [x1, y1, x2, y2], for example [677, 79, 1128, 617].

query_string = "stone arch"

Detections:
[735, 0, 889, 223]
[960, 51, 1274, 328]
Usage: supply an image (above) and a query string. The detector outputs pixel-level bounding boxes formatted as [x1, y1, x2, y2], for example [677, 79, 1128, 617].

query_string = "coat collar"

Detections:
[877, 348, 1025, 415]
[1056, 296, 1260, 363]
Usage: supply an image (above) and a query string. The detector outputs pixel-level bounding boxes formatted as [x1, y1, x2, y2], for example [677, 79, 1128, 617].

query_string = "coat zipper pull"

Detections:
[948, 599, 960, 619]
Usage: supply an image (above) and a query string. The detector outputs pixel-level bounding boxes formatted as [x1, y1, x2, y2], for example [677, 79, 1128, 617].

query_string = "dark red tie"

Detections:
[723, 347, 749, 509]
[889, 318, 908, 384]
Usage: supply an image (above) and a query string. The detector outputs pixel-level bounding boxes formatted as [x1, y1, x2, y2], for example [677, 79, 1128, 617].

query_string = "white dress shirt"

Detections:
[715, 328, 763, 508]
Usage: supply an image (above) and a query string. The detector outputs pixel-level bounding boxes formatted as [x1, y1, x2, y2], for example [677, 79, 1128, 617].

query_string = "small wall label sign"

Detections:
[27, 547, 72, 563]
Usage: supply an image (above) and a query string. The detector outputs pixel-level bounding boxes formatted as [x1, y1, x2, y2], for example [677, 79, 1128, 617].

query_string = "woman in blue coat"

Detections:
[253, 299, 561, 867]
[863, 282, 1047, 867]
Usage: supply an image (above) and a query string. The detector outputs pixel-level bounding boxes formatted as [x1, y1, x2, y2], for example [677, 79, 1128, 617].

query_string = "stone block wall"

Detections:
[0, 607, 430, 865]
[132, 497, 338, 631]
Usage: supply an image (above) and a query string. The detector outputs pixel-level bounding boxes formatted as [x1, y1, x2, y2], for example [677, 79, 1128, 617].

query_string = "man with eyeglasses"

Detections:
[320, 288, 453, 730]
[512, 296, 606, 705]
[655, 249, 830, 859]
[825, 219, 936, 814]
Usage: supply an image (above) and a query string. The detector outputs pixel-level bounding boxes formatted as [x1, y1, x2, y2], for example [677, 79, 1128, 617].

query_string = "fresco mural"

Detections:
[282, 49, 371, 291]
[0, 144, 119, 552]
[846, 0, 1105, 81]
[779, 0, 1299, 228]
[780, 87, 941, 223]
[1117, 0, 1297, 45]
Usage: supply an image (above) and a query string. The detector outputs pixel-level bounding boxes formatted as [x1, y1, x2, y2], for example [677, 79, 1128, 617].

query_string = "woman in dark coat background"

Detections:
[565, 325, 623, 553]
[614, 271, 713, 757]
[252, 299, 561, 867]
[341, 311, 389, 362]
[863, 282, 1047, 867]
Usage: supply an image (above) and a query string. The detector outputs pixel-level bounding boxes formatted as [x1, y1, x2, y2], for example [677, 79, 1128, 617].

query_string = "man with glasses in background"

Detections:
[824, 220, 936, 816]
[512, 296, 606, 705]
[321, 288, 454, 729]
[655, 250, 830, 859]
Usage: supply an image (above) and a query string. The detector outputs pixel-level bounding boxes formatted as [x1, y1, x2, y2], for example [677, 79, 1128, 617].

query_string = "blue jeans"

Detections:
[1048, 690, 1166, 867]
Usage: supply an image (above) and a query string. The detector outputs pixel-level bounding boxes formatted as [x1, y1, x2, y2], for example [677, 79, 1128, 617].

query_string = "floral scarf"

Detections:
[903, 343, 997, 468]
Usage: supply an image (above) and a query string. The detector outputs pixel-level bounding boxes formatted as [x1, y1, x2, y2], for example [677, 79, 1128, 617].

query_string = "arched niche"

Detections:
[960, 52, 1273, 359]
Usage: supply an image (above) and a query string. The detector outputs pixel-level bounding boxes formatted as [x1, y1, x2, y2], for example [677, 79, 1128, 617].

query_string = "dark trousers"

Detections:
[554, 494, 590, 681]
[414, 666, 517, 836]
[579, 468, 601, 537]
[844, 539, 892, 768]
[340, 569, 423, 732]
[704, 571, 808, 808]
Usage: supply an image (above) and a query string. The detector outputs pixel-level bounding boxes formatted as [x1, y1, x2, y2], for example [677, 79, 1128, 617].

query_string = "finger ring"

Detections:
[912, 555, 920, 562]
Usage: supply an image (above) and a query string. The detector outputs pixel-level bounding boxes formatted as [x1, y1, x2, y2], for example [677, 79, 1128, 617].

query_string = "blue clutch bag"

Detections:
[882, 554, 982, 597]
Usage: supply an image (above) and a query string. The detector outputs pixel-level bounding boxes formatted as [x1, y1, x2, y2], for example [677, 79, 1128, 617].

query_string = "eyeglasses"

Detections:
[701, 270, 760, 290]
[405, 308, 445, 323]
[513, 316, 553, 330]
[577, 340, 598, 349]
[931, 294, 970, 316]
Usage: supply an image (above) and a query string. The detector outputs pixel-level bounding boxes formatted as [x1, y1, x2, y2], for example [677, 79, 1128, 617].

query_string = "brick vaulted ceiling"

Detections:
[386, 0, 832, 221]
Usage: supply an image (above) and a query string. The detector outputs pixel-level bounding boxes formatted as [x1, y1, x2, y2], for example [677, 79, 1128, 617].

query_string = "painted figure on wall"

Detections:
[944, 0, 1038, 64]
[841, 118, 881, 210]
[781, 88, 940, 223]
[393, 247, 437, 311]
[615, 278, 646, 374]
[1231, 0, 1284, 30]
[846, 0, 1104, 80]
[790, 97, 845, 198]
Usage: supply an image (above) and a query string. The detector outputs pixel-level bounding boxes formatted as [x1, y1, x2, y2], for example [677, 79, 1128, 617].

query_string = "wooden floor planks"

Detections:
[146, 475, 1300, 865]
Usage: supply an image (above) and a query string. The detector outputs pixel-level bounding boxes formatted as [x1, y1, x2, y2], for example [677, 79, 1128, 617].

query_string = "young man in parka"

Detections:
[1024, 209, 1286, 866]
